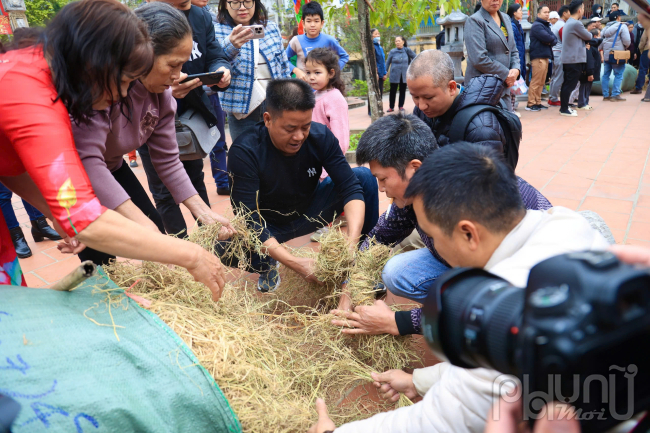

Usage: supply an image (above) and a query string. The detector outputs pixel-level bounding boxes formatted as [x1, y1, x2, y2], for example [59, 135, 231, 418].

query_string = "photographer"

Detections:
[310, 143, 609, 433]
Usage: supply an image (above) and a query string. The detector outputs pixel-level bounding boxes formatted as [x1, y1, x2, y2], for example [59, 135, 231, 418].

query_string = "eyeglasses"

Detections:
[227, 0, 255, 10]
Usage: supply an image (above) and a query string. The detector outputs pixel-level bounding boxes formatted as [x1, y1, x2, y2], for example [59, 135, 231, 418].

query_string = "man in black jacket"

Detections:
[220, 79, 379, 295]
[140, 0, 232, 237]
[527, 5, 557, 111]
[408, 49, 508, 155]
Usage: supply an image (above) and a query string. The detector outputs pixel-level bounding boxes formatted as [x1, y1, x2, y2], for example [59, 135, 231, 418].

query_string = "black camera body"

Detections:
[421, 251, 650, 432]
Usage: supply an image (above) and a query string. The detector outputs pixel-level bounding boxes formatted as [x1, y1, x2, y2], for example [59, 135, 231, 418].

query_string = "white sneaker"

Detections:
[560, 110, 578, 117]
[310, 226, 330, 242]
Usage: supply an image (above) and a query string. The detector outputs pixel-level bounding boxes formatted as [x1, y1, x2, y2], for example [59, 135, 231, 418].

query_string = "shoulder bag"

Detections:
[606, 24, 630, 65]
[175, 108, 220, 161]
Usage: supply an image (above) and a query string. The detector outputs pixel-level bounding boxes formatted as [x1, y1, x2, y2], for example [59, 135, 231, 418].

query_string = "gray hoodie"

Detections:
[601, 20, 631, 54]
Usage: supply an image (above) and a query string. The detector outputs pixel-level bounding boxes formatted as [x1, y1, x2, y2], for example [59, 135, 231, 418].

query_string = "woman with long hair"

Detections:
[72, 2, 235, 267]
[0, 0, 227, 300]
[213, 0, 301, 142]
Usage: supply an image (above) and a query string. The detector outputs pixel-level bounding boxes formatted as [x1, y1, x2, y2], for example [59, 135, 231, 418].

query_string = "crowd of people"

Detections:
[1, 0, 649, 431]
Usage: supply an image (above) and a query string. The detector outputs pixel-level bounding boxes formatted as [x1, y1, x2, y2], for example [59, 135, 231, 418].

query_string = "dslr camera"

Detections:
[421, 251, 650, 432]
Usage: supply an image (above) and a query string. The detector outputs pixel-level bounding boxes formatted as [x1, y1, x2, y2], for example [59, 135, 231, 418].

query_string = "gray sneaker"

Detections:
[611, 95, 626, 102]
[258, 259, 281, 293]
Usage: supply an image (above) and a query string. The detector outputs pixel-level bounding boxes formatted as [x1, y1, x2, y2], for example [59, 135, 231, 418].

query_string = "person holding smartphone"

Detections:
[214, 0, 303, 142]
[140, 0, 232, 238]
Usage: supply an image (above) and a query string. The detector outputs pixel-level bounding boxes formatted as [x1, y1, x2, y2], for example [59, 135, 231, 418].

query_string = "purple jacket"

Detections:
[73, 81, 197, 210]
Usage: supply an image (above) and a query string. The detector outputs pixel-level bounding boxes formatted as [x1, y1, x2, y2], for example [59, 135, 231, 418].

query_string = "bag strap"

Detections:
[611, 23, 622, 51]
[448, 104, 499, 143]
[253, 38, 260, 80]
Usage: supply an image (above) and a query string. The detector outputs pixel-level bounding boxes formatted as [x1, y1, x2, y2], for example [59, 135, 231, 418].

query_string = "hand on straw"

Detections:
[291, 256, 323, 285]
[186, 247, 226, 302]
[370, 370, 418, 402]
[330, 300, 400, 335]
[308, 398, 336, 433]
[195, 210, 237, 240]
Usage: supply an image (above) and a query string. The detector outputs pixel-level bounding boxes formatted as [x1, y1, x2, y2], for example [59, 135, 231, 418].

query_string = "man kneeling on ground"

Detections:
[331, 112, 551, 335]
[310, 143, 609, 433]
[219, 79, 379, 293]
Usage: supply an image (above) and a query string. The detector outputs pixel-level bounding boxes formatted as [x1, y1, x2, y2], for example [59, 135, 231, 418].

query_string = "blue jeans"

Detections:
[0, 183, 43, 230]
[217, 167, 379, 273]
[601, 62, 625, 97]
[382, 248, 450, 302]
[208, 94, 229, 189]
[635, 50, 649, 91]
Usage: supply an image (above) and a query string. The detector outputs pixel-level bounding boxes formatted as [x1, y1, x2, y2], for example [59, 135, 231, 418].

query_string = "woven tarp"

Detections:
[0, 271, 241, 433]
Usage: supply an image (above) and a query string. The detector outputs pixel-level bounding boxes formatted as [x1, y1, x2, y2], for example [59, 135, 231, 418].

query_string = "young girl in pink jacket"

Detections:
[305, 48, 350, 181]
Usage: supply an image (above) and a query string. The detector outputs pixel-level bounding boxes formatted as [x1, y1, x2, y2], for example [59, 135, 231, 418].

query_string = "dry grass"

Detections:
[104, 221, 419, 432]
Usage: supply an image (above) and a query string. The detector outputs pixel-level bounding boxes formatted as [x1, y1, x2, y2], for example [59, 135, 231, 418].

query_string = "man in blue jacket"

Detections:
[527, 5, 557, 112]
[368, 28, 387, 115]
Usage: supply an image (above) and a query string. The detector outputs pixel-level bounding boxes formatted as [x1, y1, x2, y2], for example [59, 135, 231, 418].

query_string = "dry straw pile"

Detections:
[105, 223, 420, 432]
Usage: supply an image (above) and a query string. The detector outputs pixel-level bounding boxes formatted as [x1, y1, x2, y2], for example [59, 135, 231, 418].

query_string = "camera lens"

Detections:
[435, 271, 525, 375]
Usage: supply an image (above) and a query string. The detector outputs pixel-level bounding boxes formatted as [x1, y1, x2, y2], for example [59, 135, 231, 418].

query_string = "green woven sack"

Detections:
[0, 272, 241, 433]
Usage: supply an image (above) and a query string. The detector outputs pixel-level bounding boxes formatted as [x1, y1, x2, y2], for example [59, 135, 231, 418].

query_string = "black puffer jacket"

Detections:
[413, 74, 506, 154]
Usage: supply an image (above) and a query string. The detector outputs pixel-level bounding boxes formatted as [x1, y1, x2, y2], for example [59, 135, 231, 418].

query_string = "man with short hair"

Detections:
[527, 5, 557, 111]
[600, 10, 631, 101]
[220, 79, 378, 292]
[313, 143, 609, 433]
[548, 5, 571, 106]
[559, 0, 593, 116]
[606, 2, 619, 17]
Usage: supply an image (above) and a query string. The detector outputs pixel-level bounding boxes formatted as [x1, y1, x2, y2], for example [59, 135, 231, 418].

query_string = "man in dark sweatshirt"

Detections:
[222, 79, 379, 294]
[141, 0, 233, 237]
[527, 5, 557, 112]
[559, 0, 594, 116]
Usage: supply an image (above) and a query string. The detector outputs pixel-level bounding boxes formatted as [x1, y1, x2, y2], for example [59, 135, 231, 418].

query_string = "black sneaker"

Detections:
[525, 105, 541, 112]
[537, 104, 549, 109]
[257, 260, 281, 293]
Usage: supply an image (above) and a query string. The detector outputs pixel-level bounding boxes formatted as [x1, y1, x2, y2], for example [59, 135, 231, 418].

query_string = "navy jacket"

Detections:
[530, 18, 557, 59]
[413, 74, 507, 154]
[511, 18, 527, 78]
[374, 41, 387, 77]
[583, 38, 603, 82]
[178, 5, 231, 126]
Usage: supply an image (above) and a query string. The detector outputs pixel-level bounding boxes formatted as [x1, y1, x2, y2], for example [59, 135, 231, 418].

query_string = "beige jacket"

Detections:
[335, 207, 609, 433]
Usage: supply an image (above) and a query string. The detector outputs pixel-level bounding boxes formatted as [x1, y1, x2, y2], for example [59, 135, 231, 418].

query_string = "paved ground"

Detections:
[11, 90, 650, 287]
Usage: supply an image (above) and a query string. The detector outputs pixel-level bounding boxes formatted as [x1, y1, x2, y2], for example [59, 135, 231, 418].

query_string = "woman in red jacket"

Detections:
[0, 0, 228, 301]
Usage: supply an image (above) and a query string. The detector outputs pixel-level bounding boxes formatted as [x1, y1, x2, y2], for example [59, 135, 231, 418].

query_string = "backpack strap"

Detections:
[447, 104, 499, 143]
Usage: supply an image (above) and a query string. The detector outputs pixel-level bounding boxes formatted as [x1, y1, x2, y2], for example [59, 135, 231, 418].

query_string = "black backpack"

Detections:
[447, 104, 521, 170]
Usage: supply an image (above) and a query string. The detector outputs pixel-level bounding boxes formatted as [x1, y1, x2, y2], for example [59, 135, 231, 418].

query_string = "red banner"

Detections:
[0, 2, 12, 35]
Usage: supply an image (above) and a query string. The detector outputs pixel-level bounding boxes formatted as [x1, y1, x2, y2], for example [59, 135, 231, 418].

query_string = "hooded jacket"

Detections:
[530, 17, 558, 59]
[413, 74, 506, 154]
[601, 20, 631, 54]
[591, 3, 603, 18]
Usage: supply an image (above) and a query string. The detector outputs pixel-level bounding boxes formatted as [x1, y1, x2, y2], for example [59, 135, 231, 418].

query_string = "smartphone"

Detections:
[179, 71, 224, 86]
[243, 24, 265, 39]
[623, 0, 650, 18]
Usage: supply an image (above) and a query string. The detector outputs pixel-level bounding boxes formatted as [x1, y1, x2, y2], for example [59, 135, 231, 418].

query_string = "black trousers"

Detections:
[389, 78, 407, 109]
[368, 78, 385, 114]
[138, 143, 210, 238]
[78, 160, 165, 266]
[560, 63, 583, 112]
